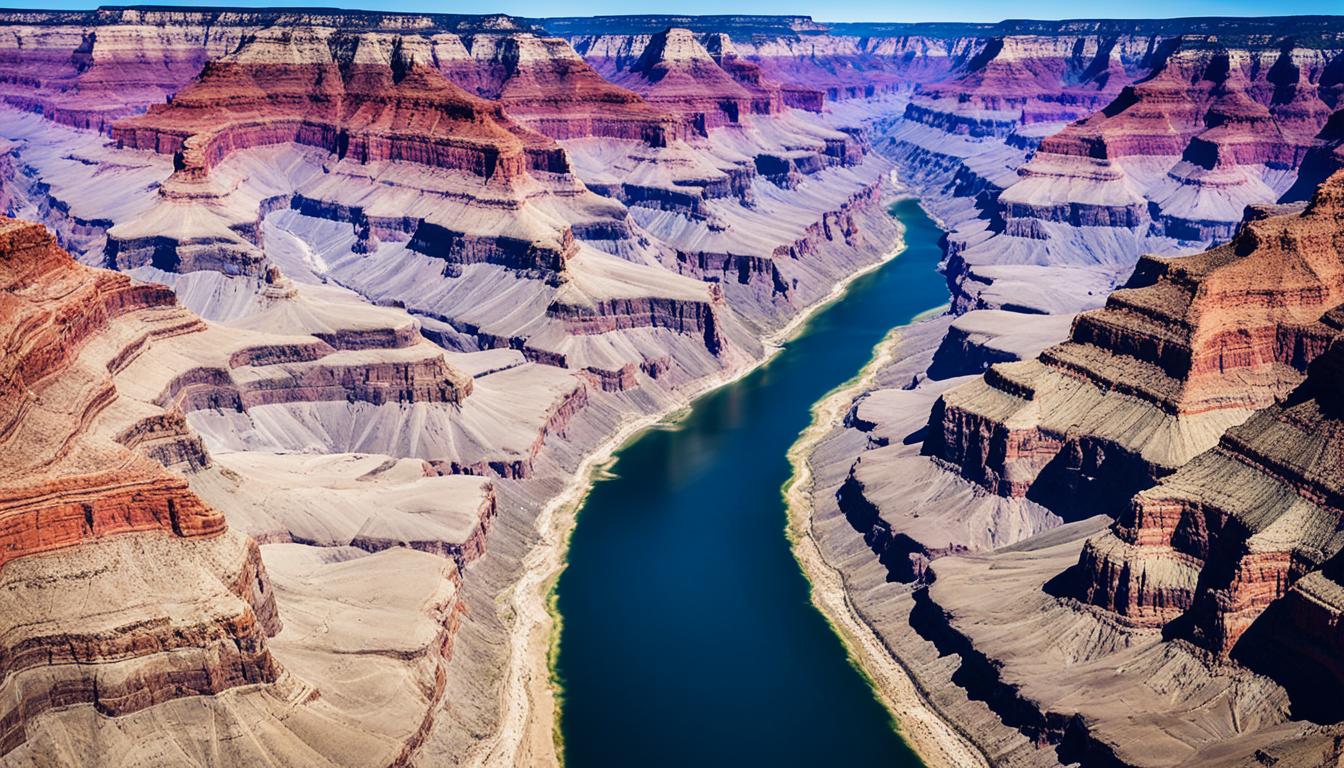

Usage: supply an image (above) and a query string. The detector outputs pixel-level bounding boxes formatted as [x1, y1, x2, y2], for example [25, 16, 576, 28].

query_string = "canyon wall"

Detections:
[927, 184, 1344, 517]
[0, 217, 281, 758]
[1070, 175, 1344, 659]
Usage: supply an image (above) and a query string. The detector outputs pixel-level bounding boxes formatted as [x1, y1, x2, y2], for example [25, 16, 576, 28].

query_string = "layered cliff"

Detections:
[0, 8, 549, 133]
[0, 13, 221, 131]
[1010, 42, 1331, 235]
[0, 8, 908, 460]
[0, 208, 585, 764]
[1071, 181, 1344, 658]
[927, 177, 1344, 520]
[556, 16, 977, 100]
[1285, 106, 1344, 201]
[937, 39, 1342, 318]
[111, 27, 565, 184]
[1073, 337, 1344, 654]
[439, 31, 685, 145]
[899, 33, 1147, 142]
[901, 283, 1344, 765]
[605, 27, 778, 133]
[0, 216, 282, 758]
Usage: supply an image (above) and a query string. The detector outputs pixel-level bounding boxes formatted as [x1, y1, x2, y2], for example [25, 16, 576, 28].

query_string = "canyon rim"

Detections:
[3, 4, 1344, 768]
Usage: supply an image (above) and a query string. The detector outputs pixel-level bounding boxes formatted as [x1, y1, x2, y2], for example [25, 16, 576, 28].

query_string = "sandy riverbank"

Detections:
[466, 194, 913, 768]
[782, 324, 989, 768]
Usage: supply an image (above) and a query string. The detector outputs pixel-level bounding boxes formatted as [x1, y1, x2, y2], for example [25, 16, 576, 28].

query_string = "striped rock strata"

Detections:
[0, 216, 280, 758]
[927, 172, 1344, 518]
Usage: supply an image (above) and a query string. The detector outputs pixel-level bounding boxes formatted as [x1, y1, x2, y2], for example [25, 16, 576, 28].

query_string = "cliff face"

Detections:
[874, 25, 1344, 320]
[0, 217, 281, 758]
[818, 158, 1344, 768]
[0, 18, 221, 131]
[0, 8, 542, 133]
[111, 28, 565, 183]
[0, 212, 543, 764]
[605, 27, 778, 133]
[928, 177, 1344, 517]
[0, 10, 776, 376]
[561, 20, 978, 100]
[524, 14, 1344, 768]
[907, 34, 1150, 136]
[1065, 177, 1344, 659]
[1285, 107, 1344, 201]
[1009, 43, 1334, 240]
[439, 32, 685, 145]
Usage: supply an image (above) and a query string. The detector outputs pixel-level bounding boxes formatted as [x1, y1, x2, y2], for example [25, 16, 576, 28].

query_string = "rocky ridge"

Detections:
[0, 212, 545, 765]
[1067, 178, 1344, 663]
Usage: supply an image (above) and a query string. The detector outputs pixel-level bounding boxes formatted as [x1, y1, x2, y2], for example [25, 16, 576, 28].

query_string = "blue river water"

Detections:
[553, 199, 947, 766]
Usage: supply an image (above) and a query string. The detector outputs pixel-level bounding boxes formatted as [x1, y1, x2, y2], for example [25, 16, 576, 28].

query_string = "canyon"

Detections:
[785, 12, 1344, 768]
[4, 7, 1344, 768]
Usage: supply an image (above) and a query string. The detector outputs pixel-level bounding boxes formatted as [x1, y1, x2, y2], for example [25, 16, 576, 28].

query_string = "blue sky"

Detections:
[0, 0, 1338, 23]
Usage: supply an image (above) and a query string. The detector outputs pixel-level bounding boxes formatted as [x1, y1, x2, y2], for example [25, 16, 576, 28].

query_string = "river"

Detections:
[552, 198, 947, 766]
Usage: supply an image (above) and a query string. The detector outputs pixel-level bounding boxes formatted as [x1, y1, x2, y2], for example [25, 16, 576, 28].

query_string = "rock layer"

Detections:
[0, 217, 281, 758]
[1071, 180, 1344, 657]
[927, 175, 1344, 518]
[111, 28, 566, 184]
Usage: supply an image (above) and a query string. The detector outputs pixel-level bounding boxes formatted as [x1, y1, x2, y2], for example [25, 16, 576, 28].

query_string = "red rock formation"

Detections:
[0, 216, 280, 757]
[441, 32, 686, 146]
[161, 351, 471, 412]
[1247, 553, 1344, 719]
[1076, 330, 1344, 656]
[111, 28, 567, 183]
[408, 219, 578, 276]
[1040, 44, 1330, 165]
[0, 19, 222, 132]
[563, 24, 963, 102]
[433, 377, 589, 479]
[928, 173, 1344, 513]
[1066, 175, 1344, 655]
[907, 34, 1139, 138]
[1009, 41, 1336, 241]
[611, 27, 776, 134]
[772, 183, 875, 260]
[701, 33, 789, 114]
[0, 9, 548, 135]
[580, 362, 641, 392]
[0, 218, 224, 559]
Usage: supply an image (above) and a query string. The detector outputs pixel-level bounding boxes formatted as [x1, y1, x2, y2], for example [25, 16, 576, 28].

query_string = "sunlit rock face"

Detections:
[1009, 42, 1332, 242]
[928, 175, 1344, 518]
[111, 28, 569, 183]
[436, 31, 686, 145]
[1067, 172, 1344, 650]
[860, 21, 1344, 321]
[0, 216, 281, 759]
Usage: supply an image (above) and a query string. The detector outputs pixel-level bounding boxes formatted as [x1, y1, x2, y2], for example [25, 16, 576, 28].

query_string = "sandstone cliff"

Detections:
[0, 217, 282, 758]
[927, 173, 1344, 520]
[1070, 179, 1344, 661]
